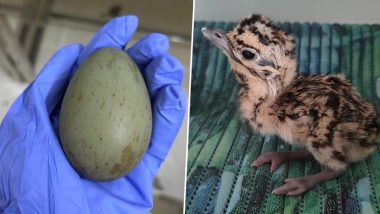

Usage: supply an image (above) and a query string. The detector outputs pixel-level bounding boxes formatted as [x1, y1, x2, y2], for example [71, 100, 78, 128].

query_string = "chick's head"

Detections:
[202, 14, 297, 95]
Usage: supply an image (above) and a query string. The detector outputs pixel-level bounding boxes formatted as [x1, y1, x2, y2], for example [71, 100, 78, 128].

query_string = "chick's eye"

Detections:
[241, 50, 257, 60]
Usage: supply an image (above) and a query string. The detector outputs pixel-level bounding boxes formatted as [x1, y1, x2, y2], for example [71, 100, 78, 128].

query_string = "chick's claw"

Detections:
[251, 151, 288, 173]
[272, 177, 313, 196]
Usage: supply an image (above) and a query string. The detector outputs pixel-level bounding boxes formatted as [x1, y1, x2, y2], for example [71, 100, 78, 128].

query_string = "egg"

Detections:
[59, 48, 152, 181]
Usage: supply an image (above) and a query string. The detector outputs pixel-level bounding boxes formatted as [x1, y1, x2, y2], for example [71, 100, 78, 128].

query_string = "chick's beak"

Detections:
[201, 27, 234, 58]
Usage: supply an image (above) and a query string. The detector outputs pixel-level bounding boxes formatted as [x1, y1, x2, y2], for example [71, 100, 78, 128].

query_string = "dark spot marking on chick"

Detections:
[326, 93, 340, 109]
[365, 115, 379, 131]
[257, 123, 262, 128]
[264, 22, 273, 28]
[327, 76, 349, 87]
[293, 76, 324, 89]
[236, 72, 248, 82]
[311, 140, 330, 149]
[240, 14, 264, 28]
[238, 89, 245, 97]
[271, 30, 286, 45]
[312, 141, 320, 149]
[340, 104, 356, 122]
[343, 131, 358, 141]
[287, 113, 299, 120]
[326, 120, 338, 144]
[259, 18, 270, 25]
[239, 83, 250, 91]
[277, 115, 286, 122]
[309, 109, 319, 121]
[291, 79, 304, 89]
[262, 70, 271, 77]
[252, 95, 268, 122]
[359, 139, 376, 147]
[248, 68, 259, 77]
[285, 49, 296, 59]
[332, 151, 346, 162]
[249, 26, 259, 34]
[237, 28, 244, 35]
[258, 34, 270, 46]
[278, 91, 294, 103]
[236, 39, 244, 46]
[270, 39, 280, 45]
[342, 90, 362, 109]
[236, 39, 255, 50]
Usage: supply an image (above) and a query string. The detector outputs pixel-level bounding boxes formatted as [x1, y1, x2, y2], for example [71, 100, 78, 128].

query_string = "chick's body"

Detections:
[242, 74, 377, 171]
[202, 13, 378, 195]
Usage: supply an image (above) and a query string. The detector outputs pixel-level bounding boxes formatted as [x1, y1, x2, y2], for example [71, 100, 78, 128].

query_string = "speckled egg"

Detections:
[59, 48, 152, 181]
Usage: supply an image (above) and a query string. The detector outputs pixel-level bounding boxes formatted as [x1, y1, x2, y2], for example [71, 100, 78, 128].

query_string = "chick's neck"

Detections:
[233, 61, 297, 124]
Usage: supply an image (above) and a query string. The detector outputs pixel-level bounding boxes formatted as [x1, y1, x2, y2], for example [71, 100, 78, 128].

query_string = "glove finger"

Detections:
[77, 16, 138, 66]
[143, 54, 184, 99]
[30, 44, 83, 114]
[126, 33, 169, 71]
[143, 84, 186, 175]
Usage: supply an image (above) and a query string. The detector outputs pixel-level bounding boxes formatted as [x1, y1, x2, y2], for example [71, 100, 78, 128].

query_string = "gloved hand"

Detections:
[0, 16, 186, 214]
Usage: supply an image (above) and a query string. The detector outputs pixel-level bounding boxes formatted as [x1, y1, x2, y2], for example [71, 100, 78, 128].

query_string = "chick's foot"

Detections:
[272, 168, 344, 196]
[251, 150, 312, 173]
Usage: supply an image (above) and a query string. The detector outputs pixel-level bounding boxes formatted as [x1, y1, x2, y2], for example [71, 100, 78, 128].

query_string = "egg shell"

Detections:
[59, 48, 152, 181]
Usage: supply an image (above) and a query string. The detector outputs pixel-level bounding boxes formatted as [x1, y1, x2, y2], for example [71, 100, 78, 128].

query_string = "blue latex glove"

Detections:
[0, 16, 186, 214]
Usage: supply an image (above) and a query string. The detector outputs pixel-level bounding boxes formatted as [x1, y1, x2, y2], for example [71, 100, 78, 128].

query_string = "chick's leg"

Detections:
[272, 168, 344, 196]
[251, 150, 313, 173]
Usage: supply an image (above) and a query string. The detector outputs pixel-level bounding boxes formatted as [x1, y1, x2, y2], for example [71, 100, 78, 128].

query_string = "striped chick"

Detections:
[202, 13, 378, 196]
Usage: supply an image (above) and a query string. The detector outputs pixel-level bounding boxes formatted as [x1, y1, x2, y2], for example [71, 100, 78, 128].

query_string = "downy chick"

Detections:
[202, 14, 378, 196]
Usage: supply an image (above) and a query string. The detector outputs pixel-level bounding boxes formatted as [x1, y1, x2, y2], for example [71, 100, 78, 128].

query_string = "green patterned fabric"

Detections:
[186, 21, 380, 214]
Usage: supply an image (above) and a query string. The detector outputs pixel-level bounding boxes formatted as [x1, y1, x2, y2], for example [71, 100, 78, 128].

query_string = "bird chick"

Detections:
[202, 14, 378, 196]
